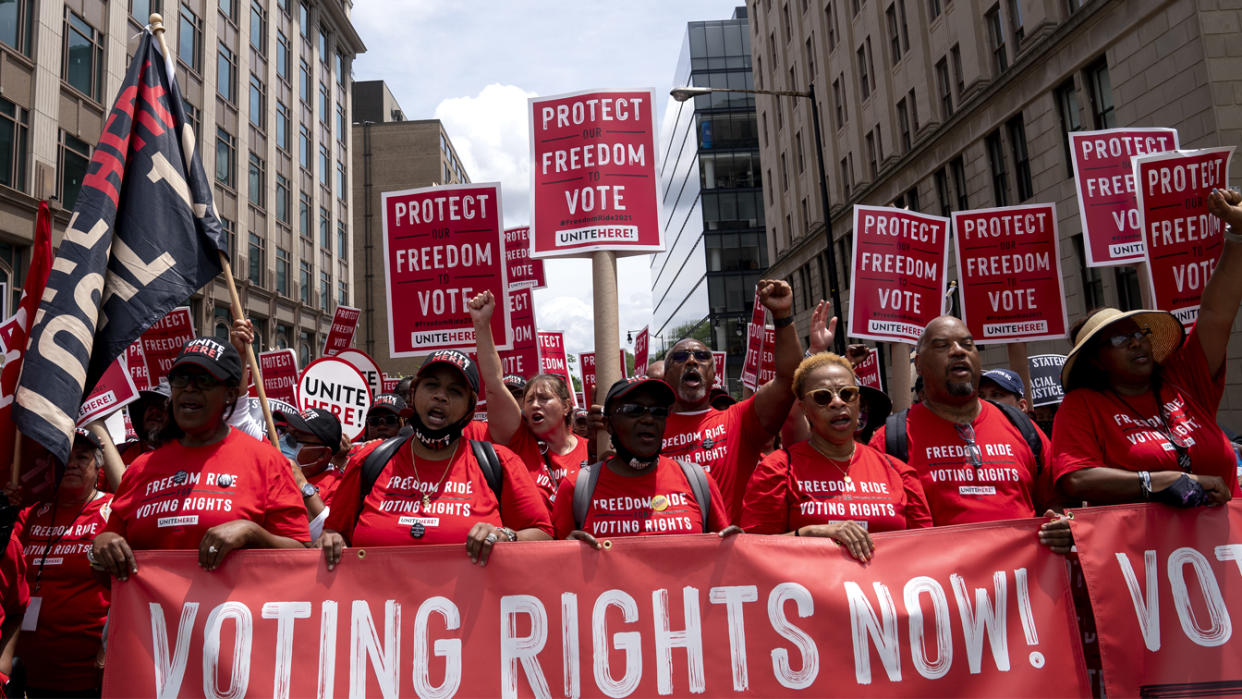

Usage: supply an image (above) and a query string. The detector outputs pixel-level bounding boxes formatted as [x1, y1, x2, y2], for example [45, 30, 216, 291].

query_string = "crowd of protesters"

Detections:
[0, 189, 1239, 696]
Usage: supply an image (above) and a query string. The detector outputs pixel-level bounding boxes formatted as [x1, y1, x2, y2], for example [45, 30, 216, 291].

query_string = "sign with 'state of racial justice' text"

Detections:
[849, 206, 951, 344]
[529, 89, 663, 258]
[952, 204, 1068, 344]
[382, 183, 511, 355]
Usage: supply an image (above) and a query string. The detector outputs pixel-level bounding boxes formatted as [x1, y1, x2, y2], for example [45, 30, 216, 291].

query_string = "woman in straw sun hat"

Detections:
[1050, 187, 1242, 508]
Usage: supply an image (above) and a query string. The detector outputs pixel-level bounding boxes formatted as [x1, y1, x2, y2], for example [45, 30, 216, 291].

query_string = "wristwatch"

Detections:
[300, 482, 319, 499]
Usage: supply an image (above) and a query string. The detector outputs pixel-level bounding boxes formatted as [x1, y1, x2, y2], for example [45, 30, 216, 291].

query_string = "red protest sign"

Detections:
[503, 226, 546, 290]
[855, 347, 883, 391]
[581, 352, 597, 405]
[382, 374, 401, 393]
[1069, 127, 1178, 267]
[1070, 502, 1242, 699]
[952, 204, 1067, 343]
[321, 305, 360, 356]
[712, 351, 726, 389]
[740, 290, 768, 388]
[849, 205, 951, 344]
[382, 182, 511, 355]
[633, 326, 649, 377]
[743, 326, 776, 391]
[470, 289, 540, 398]
[257, 349, 298, 404]
[125, 341, 150, 391]
[104, 519, 1089, 698]
[1135, 147, 1234, 327]
[529, 89, 663, 258]
[141, 306, 195, 383]
[77, 354, 139, 426]
[537, 331, 576, 408]
[297, 357, 372, 440]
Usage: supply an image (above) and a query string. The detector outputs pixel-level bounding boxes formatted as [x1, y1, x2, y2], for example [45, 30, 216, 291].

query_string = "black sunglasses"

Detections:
[169, 372, 223, 390]
[367, 414, 401, 427]
[805, 386, 861, 406]
[612, 404, 670, 418]
[669, 349, 713, 363]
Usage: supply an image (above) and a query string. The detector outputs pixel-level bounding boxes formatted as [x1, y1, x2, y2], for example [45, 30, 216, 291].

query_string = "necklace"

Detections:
[411, 441, 459, 508]
[810, 440, 856, 483]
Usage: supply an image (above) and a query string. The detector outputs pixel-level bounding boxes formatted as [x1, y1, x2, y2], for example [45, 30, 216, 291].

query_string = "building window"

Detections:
[1065, 0, 1081, 14]
[299, 261, 311, 304]
[319, 144, 329, 186]
[220, 217, 236, 261]
[898, 0, 910, 51]
[300, 60, 311, 104]
[183, 98, 200, 135]
[780, 154, 788, 191]
[337, 220, 347, 257]
[826, 1, 838, 50]
[985, 131, 1009, 206]
[178, 4, 202, 71]
[319, 85, 329, 124]
[897, 98, 911, 152]
[950, 156, 968, 210]
[805, 37, 816, 78]
[337, 53, 346, 84]
[1115, 267, 1142, 311]
[336, 160, 346, 199]
[1008, 0, 1024, 45]
[319, 271, 330, 312]
[929, 0, 942, 18]
[951, 44, 964, 95]
[248, 73, 264, 128]
[801, 198, 809, 234]
[936, 58, 953, 117]
[905, 186, 920, 212]
[1072, 235, 1103, 309]
[215, 128, 235, 187]
[217, 44, 236, 102]
[782, 2, 791, 42]
[857, 41, 872, 99]
[319, 207, 330, 248]
[59, 131, 91, 209]
[1085, 57, 1116, 129]
[866, 131, 878, 179]
[276, 30, 289, 80]
[1007, 114, 1032, 201]
[338, 280, 347, 306]
[840, 157, 851, 198]
[837, 234, 852, 286]
[248, 232, 264, 284]
[298, 2, 310, 36]
[0, 0, 34, 57]
[276, 101, 290, 151]
[299, 191, 311, 239]
[248, 151, 264, 205]
[0, 98, 30, 192]
[276, 248, 290, 296]
[908, 88, 919, 132]
[336, 103, 346, 141]
[795, 132, 805, 172]
[832, 77, 846, 127]
[886, 5, 902, 63]
[63, 11, 104, 101]
[275, 173, 290, 223]
[935, 168, 951, 216]
[220, 0, 237, 22]
[249, 2, 265, 53]
[318, 26, 329, 61]
[986, 5, 1007, 74]
[299, 125, 311, 169]
[1055, 79, 1082, 178]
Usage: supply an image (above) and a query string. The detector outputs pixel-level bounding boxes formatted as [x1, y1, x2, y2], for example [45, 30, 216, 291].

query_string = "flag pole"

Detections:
[9, 435, 20, 492]
[149, 14, 280, 448]
[592, 251, 621, 456]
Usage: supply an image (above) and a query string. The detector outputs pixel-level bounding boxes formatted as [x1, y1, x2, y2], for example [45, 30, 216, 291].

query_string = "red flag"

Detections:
[0, 202, 54, 470]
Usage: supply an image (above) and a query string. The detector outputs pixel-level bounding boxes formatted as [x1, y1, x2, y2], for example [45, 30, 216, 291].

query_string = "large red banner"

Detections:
[529, 89, 663, 258]
[104, 520, 1089, 698]
[581, 352, 596, 405]
[1070, 502, 1242, 699]
[633, 326, 649, 377]
[322, 304, 361, 356]
[504, 226, 547, 290]
[952, 204, 1067, 344]
[257, 348, 299, 404]
[141, 306, 195, 383]
[537, 331, 576, 408]
[1069, 127, 1178, 267]
[382, 182, 511, 355]
[1135, 147, 1234, 328]
[849, 206, 951, 344]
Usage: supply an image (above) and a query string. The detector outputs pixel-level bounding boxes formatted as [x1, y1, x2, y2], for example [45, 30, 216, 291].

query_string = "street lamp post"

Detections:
[671, 85, 846, 355]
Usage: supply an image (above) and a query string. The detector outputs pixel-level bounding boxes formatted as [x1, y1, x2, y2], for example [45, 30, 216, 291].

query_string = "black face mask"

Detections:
[408, 404, 473, 450]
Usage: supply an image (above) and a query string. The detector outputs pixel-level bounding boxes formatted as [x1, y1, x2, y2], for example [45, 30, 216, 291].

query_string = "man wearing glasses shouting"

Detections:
[869, 315, 1072, 552]
[659, 279, 803, 523]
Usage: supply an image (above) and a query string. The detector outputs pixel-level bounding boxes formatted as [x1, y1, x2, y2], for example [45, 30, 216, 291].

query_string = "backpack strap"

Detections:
[985, 400, 1044, 477]
[572, 461, 606, 531]
[359, 432, 415, 513]
[676, 459, 712, 533]
[470, 440, 504, 504]
[884, 409, 910, 462]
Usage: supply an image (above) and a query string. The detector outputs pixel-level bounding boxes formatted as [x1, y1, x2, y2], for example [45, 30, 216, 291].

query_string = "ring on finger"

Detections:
[484, 533, 499, 544]
[208, 545, 220, 554]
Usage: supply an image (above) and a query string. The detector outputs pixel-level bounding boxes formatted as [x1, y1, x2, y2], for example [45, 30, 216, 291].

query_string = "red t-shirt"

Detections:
[0, 535, 28, 636]
[661, 397, 768, 523]
[551, 457, 731, 539]
[1051, 325, 1239, 496]
[869, 401, 1051, 525]
[309, 467, 345, 508]
[504, 423, 588, 512]
[105, 428, 310, 548]
[740, 441, 933, 534]
[325, 440, 552, 546]
[14, 493, 112, 690]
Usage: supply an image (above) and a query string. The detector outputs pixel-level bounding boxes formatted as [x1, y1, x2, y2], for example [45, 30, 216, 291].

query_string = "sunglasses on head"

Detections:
[169, 372, 223, 390]
[669, 349, 713, 363]
[1105, 327, 1152, 348]
[367, 414, 401, 427]
[612, 404, 670, 418]
[805, 386, 861, 406]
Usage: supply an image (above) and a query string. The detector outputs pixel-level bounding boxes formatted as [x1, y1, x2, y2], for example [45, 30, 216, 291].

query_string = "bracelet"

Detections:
[1225, 225, 1242, 245]
[500, 527, 518, 542]
[804, 349, 815, 358]
[1138, 471, 1153, 501]
[774, 315, 794, 328]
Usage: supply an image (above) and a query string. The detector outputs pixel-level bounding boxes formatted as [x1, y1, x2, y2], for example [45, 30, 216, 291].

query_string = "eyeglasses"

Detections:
[1105, 328, 1152, 347]
[169, 372, 223, 390]
[955, 423, 984, 468]
[612, 404, 670, 418]
[805, 386, 861, 406]
[669, 349, 713, 363]
[367, 414, 401, 427]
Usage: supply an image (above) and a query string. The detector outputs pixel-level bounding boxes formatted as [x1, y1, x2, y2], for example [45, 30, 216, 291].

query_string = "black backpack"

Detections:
[571, 459, 712, 532]
[883, 399, 1043, 476]
[358, 433, 503, 511]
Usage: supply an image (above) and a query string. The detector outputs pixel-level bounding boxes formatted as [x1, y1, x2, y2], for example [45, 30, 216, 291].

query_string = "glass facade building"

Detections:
[653, 7, 766, 393]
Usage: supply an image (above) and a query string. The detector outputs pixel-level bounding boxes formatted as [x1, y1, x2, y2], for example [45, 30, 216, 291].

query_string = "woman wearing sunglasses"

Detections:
[91, 337, 310, 581]
[741, 353, 931, 562]
[1051, 188, 1242, 507]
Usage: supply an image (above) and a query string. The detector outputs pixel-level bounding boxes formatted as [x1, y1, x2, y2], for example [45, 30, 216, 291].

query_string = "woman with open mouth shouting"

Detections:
[741, 353, 931, 563]
[468, 290, 588, 512]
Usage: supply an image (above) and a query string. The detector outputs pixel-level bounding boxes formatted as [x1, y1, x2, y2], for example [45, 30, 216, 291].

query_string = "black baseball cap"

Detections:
[169, 337, 243, 384]
[418, 350, 480, 394]
[502, 375, 527, 391]
[276, 407, 342, 448]
[73, 428, 103, 450]
[604, 377, 675, 415]
[368, 392, 412, 418]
